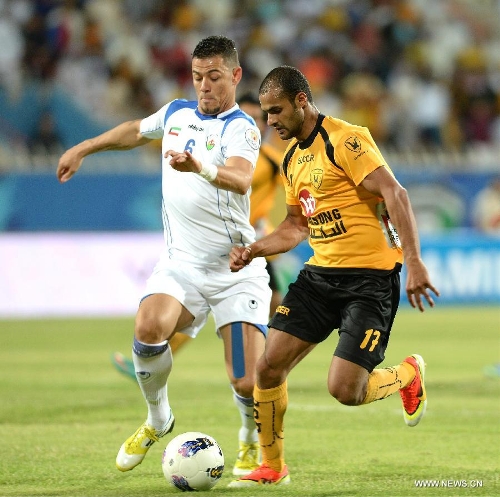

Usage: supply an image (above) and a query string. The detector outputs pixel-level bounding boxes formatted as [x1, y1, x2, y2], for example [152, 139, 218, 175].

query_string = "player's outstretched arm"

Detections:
[361, 166, 440, 311]
[230, 204, 308, 272]
[57, 120, 149, 183]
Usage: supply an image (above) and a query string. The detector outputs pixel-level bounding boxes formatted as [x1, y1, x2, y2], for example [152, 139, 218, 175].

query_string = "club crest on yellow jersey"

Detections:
[344, 136, 361, 152]
[310, 168, 323, 190]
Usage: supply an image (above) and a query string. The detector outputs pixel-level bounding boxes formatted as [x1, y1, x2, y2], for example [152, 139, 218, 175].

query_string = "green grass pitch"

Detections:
[1, 307, 499, 497]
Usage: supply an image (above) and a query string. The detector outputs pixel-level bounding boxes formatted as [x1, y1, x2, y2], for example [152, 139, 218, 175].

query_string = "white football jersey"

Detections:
[140, 100, 261, 265]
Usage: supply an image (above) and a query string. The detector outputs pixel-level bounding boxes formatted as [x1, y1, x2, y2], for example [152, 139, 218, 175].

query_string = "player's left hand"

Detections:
[229, 246, 253, 272]
[57, 147, 83, 183]
[166, 150, 202, 173]
[405, 259, 440, 312]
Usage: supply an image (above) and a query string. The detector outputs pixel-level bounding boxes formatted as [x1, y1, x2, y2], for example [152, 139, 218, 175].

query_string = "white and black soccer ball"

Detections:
[162, 432, 224, 491]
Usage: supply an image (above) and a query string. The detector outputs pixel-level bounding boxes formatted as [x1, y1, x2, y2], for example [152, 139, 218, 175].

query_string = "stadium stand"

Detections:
[0, 0, 498, 172]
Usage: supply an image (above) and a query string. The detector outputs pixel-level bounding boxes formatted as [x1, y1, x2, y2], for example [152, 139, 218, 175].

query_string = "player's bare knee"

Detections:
[328, 384, 363, 406]
[256, 356, 286, 388]
[135, 315, 164, 344]
[256, 354, 274, 378]
[231, 376, 254, 398]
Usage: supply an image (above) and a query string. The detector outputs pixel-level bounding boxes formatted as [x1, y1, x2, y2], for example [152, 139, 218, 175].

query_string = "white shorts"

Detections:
[144, 256, 271, 338]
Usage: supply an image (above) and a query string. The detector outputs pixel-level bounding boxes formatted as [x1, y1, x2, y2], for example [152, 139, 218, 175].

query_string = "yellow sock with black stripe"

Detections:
[253, 381, 287, 473]
[361, 361, 416, 404]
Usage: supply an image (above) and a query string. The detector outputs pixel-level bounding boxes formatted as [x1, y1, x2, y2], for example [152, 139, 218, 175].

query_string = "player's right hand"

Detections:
[229, 246, 253, 272]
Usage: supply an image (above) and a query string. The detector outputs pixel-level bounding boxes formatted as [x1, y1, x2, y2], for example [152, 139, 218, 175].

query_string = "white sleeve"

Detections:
[139, 103, 169, 139]
[223, 119, 261, 167]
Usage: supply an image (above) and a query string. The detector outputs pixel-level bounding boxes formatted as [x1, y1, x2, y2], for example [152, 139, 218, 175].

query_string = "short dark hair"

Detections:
[238, 92, 267, 123]
[237, 92, 260, 107]
[192, 36, 239, 67]
[259, 65, 313, 103]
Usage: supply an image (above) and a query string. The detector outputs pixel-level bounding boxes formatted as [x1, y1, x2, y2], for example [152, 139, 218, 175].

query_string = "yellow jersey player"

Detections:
[229, 65, 440, 487]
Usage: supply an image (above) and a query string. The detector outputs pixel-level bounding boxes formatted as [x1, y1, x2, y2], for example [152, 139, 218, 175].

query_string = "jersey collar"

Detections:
[298, 113, 325, 149]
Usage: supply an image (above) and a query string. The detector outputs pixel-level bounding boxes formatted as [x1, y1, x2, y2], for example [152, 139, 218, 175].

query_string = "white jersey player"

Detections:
[140, 99, 260, 265]
[57, 36, 271, 481]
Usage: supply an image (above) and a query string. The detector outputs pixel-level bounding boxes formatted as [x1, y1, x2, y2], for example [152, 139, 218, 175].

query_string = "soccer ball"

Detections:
[162, 432, 224, 491]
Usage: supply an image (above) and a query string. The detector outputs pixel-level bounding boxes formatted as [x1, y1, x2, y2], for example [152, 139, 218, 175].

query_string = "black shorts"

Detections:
[268, 264, 401, 372]
[266, 259, 279, 292]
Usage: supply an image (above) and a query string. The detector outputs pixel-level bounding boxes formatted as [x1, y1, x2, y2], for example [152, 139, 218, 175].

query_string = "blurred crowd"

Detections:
[1, 0, 500, 168]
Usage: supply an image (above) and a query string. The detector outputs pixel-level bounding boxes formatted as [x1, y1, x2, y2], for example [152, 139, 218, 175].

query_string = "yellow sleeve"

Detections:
[334, 128, 388, 185]
[282, 172, 300, 206]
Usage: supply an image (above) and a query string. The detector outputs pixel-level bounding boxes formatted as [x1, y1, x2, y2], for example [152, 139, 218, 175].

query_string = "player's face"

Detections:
[192, 56, 241, 115]
[259, 91, 305, 141]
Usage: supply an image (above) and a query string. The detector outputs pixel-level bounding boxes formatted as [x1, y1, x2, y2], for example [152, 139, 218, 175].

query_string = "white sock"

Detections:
[132, 340, 173, 432]
[232, 386, 257, 444]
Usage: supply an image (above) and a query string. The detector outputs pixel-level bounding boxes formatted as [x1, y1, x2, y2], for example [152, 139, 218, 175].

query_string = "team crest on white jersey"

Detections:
[206, 134, 217, 150]
[245, 128, 260, 150]
[299, 189, 316, 217]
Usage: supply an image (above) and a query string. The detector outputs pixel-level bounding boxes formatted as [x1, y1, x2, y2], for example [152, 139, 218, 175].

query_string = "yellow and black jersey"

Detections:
[282, 114, 403, 270]
[249, 142, 283, 233]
